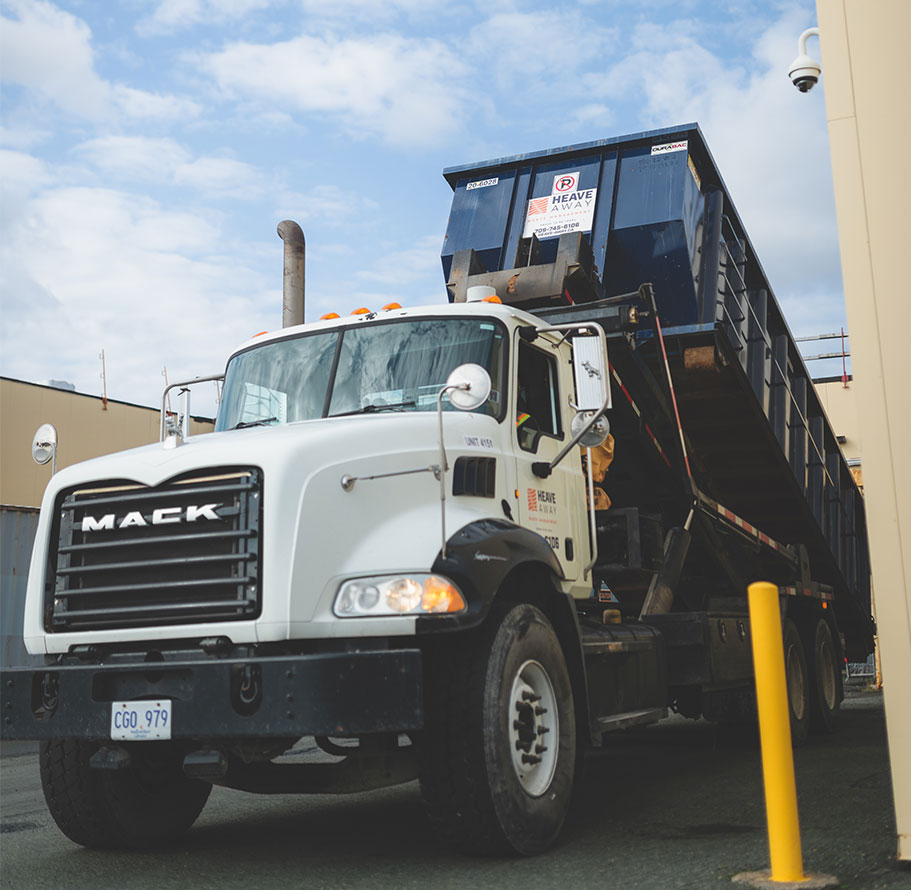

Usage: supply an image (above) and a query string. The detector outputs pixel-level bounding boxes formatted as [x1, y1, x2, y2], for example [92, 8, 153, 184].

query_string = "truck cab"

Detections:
[6, 297, 623, 855]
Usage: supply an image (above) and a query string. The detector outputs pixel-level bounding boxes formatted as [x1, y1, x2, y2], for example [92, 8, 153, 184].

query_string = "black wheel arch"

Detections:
[422, 518, 595, 747]
[422, 518, 564, 634]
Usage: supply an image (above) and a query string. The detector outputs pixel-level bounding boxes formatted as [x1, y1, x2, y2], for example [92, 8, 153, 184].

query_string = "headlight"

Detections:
[334, 574, 467, 617]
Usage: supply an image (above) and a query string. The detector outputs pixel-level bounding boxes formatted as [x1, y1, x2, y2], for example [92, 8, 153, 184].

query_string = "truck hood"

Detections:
[28, 411, 509, 653]
[43, 410, 498, 489]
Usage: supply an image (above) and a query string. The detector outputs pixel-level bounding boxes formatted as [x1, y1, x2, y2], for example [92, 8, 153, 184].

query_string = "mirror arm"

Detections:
[160, 373, 224, 441]
[583, 446, 598, 579]
[434, 364, 492, 560]
[436, 381, 470, 561]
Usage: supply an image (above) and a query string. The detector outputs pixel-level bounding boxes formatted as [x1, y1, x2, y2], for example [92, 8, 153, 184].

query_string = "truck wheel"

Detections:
[40, 738, 211, 849]
[783, 619, 810, 746]
[420, 602, 576, 855]
[808, 618, 841, 734]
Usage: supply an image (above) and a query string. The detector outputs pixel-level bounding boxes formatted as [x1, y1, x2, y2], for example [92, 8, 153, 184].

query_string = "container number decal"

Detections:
[466, 177, 498, 190]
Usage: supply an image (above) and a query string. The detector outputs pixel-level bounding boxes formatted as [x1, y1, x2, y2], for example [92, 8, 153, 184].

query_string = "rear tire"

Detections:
[40, 739, 211, 849]
[808, 617, 841, 734]
[420, 602, 576, 855]
[783, 619, 810, 747]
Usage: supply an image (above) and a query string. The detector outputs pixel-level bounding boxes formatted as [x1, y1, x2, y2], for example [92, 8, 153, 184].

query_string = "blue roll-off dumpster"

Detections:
[441, 123, 872, 658]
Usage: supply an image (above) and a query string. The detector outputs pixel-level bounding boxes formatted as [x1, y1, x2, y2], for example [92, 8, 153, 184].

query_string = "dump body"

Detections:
[442, 123, 873, 658]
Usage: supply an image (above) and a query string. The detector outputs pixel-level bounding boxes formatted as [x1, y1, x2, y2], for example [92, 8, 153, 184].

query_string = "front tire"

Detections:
[420, 602, 576, 855]
[40, 739, 211, 849]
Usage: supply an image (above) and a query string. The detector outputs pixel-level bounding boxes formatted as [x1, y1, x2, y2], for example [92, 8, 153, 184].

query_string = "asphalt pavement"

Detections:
[1, 686, 907, 890]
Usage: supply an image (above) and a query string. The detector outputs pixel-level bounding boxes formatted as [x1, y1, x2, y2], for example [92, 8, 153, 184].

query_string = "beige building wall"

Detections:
[0, 378, 214, 509]
[814, 378, 861, 464]
[816, 0, 911, 860]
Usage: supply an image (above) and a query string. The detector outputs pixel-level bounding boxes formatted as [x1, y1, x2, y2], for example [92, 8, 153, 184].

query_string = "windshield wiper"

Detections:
[330, 399, 416, 418]
[232, 416, 278, 430]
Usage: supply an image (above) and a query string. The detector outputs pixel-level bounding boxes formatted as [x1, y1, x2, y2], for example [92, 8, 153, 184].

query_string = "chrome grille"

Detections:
[50, 469, 262, 631]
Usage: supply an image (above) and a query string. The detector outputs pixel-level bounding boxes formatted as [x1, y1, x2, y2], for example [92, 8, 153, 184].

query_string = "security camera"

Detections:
[789, 27, 821, 93]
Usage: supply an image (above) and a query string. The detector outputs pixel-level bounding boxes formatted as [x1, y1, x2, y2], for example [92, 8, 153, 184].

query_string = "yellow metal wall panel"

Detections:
[0, 378, 214, 508]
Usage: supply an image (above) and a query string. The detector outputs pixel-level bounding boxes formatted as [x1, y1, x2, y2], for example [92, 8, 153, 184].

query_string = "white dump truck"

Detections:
[1, 125, 872, 856]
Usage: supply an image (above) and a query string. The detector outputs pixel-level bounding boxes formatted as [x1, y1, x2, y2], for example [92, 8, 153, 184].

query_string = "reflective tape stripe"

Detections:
[780, 585, 833, 602]
[714, 503, 787, 554]
[610, 364, 672, 468]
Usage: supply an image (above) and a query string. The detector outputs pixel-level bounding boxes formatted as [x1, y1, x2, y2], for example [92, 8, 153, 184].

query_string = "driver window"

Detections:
[516, 340, 561, 452]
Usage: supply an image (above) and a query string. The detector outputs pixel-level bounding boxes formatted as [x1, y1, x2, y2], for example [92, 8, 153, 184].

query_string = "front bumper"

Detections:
[0, 650, 422, 741]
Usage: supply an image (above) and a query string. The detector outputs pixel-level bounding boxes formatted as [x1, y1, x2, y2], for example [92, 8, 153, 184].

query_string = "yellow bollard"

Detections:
[748, 581, 805, 883]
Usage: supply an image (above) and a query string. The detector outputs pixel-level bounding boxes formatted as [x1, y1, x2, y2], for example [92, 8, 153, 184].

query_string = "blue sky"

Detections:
[0, 0, 844, 414]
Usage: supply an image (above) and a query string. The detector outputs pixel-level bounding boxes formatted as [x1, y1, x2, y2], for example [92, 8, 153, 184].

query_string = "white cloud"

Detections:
[0, 184, 274, 409]
[173, 156, 265, 198]
[275, 184, 378, 227]
[74, 136, 265, 198]
[75, 136, 190, 181]
[141, 0, 438, 32]
[358, 234, 442, 286]
[195, 32, 470, 145]
[0, 124, 52, 149]
[138, 0, 274, 33]
[0, 0, 110, 118]
[112, 85, 202, 120]
[0, 149, 53, 238]
[1, 0, 845, 412]
[1, 0, 201, 122]
[467, 10, 617, 94]
[0, 149, 51, 193]
[570, 103, 614, 129]
[586, 11, 844, 329]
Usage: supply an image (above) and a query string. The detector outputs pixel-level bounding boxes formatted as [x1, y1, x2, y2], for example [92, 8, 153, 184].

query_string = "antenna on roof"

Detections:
[99, 349, 108, 410]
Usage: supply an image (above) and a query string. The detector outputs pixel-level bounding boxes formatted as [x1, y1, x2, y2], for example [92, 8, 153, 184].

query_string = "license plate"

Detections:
[111, 700, 172, 741]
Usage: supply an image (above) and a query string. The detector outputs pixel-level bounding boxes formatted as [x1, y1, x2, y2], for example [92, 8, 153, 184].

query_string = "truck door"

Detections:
[513, 332, 585, 583]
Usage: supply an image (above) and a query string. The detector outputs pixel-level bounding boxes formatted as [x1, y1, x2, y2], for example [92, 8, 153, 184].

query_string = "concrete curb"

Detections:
[732, 870, 839, 889]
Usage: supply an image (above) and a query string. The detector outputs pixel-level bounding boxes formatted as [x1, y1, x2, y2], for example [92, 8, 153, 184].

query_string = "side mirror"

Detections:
[445, 364, 492, 411]
[32, 423, 58, 473]
[571, 411, 610, 447]
[528, 322, 611, 479]
[572, 335, 611, 411]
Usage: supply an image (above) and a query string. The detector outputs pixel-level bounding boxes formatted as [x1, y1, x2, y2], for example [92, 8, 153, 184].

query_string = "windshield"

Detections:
[215, 317, 507, 431]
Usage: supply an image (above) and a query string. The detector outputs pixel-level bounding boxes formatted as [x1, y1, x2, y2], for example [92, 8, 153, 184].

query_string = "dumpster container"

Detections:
[441, 123, 872, 658]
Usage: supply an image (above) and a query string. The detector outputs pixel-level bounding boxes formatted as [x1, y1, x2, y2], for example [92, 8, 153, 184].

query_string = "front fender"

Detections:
[419, 519, 564, 633]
